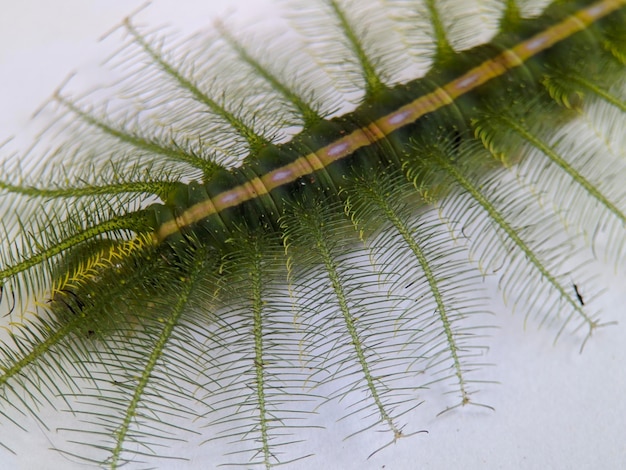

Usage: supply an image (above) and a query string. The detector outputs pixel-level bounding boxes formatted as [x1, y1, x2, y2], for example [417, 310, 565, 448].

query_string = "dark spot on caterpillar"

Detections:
[573, 283, 585, 306]
[49, 288, 90, 325]
[51, 288, 86, 312]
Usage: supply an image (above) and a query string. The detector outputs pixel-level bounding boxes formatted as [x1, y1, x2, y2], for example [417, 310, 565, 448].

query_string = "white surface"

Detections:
[0, 1, 624, 469]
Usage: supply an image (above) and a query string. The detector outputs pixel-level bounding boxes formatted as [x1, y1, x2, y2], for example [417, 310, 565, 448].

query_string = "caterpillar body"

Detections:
[0, 0, 624, 468]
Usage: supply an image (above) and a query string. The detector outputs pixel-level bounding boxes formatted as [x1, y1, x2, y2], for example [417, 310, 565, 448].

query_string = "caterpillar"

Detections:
[0, 0, 624, 468]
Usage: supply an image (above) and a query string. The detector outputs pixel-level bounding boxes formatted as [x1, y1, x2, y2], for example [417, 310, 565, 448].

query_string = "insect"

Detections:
[0, 0, 624, 468]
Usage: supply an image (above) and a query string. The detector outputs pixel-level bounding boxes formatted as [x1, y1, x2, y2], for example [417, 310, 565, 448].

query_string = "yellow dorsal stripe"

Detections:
[155, 0, 624, 243]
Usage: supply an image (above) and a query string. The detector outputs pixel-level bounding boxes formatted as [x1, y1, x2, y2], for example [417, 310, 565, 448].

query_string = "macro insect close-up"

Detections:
[0, 0, 625, 468]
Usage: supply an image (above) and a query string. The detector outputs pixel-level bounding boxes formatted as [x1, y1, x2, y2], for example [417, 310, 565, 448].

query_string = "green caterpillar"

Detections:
[0, 0, 624, 468]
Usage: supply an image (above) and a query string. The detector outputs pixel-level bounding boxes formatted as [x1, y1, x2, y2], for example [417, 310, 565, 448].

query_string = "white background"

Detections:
[0, 1, 624, 469]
